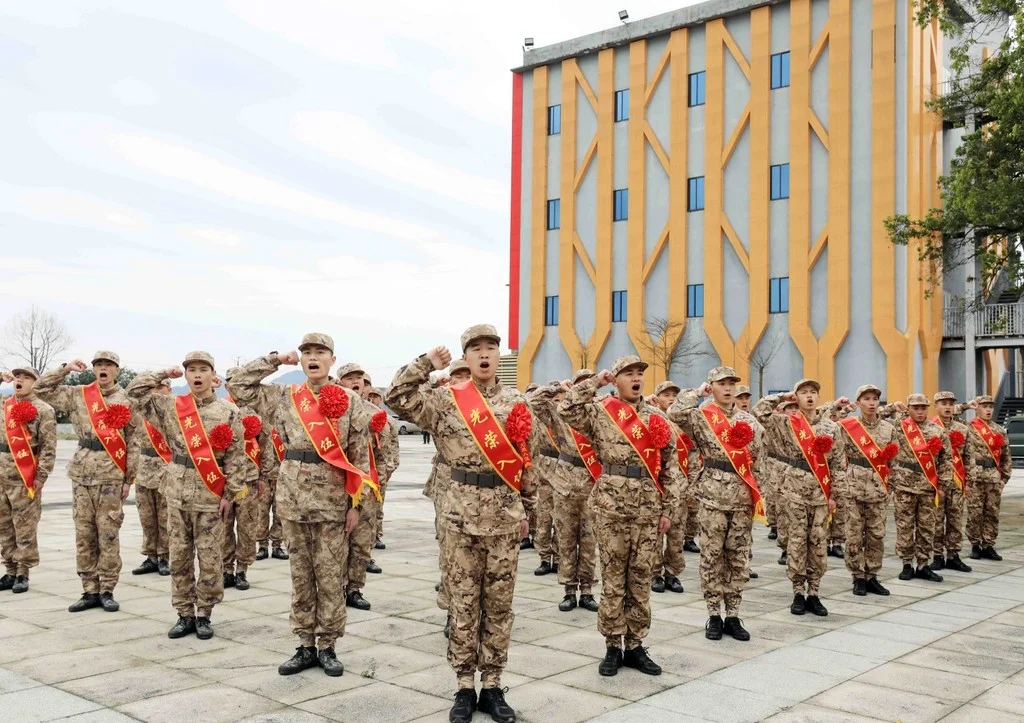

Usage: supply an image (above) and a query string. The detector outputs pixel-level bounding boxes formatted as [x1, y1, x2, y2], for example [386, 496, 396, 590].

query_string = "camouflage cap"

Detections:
[298, 332, 335, 353]
[612, 355, 648, 376]
[525, 383, 539, 393]
[778, 395, 799, 410]
[736, 385, 752, 397]
[449, 360, 470, 374]
[336, 362, 365, 380]
[856, 384, 882, 400]
[91, 351, 120, 367]
[934, 391, 957, 403]
[10, 367, 39, 380]
[793, 378, 821, 393]
[367, 387, 384, 399]
[182, 351, 215, 369]
[224, 366, 242, 381]
[976, 394, 995, 405]
[460, 324, 501, 351]
[707, 366, 741, 383]
[907, 393, 930, 407]
[574, 368, 595, 383]
[654, 380, 680, 396]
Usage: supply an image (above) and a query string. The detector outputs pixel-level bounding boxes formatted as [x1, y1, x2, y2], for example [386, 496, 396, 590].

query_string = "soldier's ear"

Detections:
[330, 355, 337, 365]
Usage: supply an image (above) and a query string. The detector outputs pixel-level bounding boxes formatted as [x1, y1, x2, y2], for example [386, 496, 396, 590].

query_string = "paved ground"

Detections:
[1, 437, 1023, 722]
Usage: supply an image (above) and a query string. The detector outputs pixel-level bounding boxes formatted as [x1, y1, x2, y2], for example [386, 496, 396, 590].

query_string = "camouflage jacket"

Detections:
[128, 411, 169, 490]
[752, 395, 846, 506]
[965, 418, 1012, 484]
[385, 356, 539, 537]
[559, 378, 682, 521]
[36, 369, 136, 485]
[877, 406, 954, 494]
[231, 402, 275, 487]
[0, 394, 57, 487]
[368, 402, 400, 483]
[128, 373, 246, 511]
[226, 356, 372, 523]
[834, 415, 898, 503]
[932, 417, 973, 491]
[527, 383, 592, 497]
[668, 392, 761, 512]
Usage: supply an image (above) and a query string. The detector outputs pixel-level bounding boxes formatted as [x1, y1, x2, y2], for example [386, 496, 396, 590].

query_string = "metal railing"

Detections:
[944, 302, 1024, 339]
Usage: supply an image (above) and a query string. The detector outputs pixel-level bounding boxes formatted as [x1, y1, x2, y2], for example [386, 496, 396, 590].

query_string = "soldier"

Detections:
[367, 385, 398, 551]
[530, 382, 560, 578]
[649, 380, 693, 594]
[560, 356, 681, 677]
[836, 385, 899, 595]
[255, 423, 288, 562]
[36, 352, 135, 613]
[931, 391, 973, 572]
[130, 379, 173, 577]
[965, 395, 1012, 560]
[669, 368, 762, 642]
[880, 395, 952, 582]
[767, 396, 796, 565]
[734, 386, 752, 413]
[526, 371, 599, 612]
[733, 386, 760, 580]
[754, 381, 844, 618]
[385, 325, 538, 723]
[228, 334, 371, 677]
[128, 353, 247, 639]
[0, 368, 57, 594]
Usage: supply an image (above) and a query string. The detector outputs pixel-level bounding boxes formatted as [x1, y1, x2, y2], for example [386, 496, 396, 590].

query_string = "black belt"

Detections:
[142, 448, 162, 459]
[451, 468, 502, 488]
[539, 450, 559, 459]
[702, 458, 734, 472]
[778, 455, 813, 473]
[558, 452, 587, 468]
[172, 453, 195, 469]
[605, 464, 650, 479]
[847, 456, 875, 469]
[975, 459, 997, 469]
[78, 439, 105, 451]
[896, 460, 924, 471]
[284, 450, 325, 464]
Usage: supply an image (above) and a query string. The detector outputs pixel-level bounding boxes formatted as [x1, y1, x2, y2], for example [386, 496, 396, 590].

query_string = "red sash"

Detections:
[700, 405, 765, 521]
[174, 394, 226, 497]
[271, 428, 286, 462]
[932, 417, 966, 491]
[971, 418, 1004, 466]
[144, 420, 172, 464]
[600, 397, 663, 494]
[788, 413, 832, 503]
[901, 418, 941, 504]
[290, 384, 371, 503]
[365, 442, 383, 502]
[839, 417, 891, 492]
[3, 398, 37, 498]
[81, 383, 128, 476]
[449, 381, 523, 492]
[244, 438, 260, 468]
[570, 427, 602, 482]
[674, 426, 695, 474]
[544, 426, 560, 453]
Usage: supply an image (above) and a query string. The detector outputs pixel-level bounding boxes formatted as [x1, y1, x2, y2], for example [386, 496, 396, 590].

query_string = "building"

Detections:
[507, 0, 1018, 405]
[498, 351, 519, 389]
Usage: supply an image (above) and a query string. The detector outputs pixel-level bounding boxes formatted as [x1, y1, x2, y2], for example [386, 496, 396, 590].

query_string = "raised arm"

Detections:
[526, 382, 564, 431]
[384, 355, 442, 432]
[225, 355, 290, 423]
[33, 365, 77, 414]
[558, 376, 606, 439]
[752, 393, 782, 426]
[126, 371, 178, 436]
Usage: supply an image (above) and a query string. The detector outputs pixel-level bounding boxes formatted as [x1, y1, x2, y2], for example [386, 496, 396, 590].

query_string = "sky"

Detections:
[0, 0, 694, 384]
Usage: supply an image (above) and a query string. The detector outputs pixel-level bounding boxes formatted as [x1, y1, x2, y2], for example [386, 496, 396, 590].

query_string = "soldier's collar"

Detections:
[99, 382, 119, 395]
[192, 391, 218, 406]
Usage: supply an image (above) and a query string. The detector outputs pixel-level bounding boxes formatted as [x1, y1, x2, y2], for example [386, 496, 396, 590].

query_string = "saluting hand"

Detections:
[67, 360, 88, 372]
[277, 350, 300, 366]
[596, 370, 615, 386]
[0, 371, 12, 383]
[967, 400, 979, 410]
[426, 346, 452, 371]
[163, 367, 184, 379]
[212, 376, 222, 389]
[698, 383, 712, 398]
[836, 396, 851, 408]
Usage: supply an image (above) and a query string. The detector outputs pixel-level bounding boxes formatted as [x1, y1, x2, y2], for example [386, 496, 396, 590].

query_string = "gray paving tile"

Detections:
[938, 703, 1024, 722]
[842, 619, 953, 645]
[295, 681, 450, 723]
[801, 629, 922, 660]
[504, 642, 598, 678]
[117, 682, 283, 722]
[508, 680, 627, 723]
[221, 665, 374, 705]
[645, 680, 797, 722]
[969, 682, 1024, 716]
[929, 631, 1024, 662]
[896, 648, 1024, 681]
[763, 703, 887, 722]
[704, 661, 843, 700]
[6, 647, 149, 685]
[549, 661, 691, 702]
[808, 680, 958, 722]
[57, 664, 208, 706]
[0, 668, 44, 695]
[0, 687, 102, 722]
[854, 661, 996, 702]
[589, 704, 706, 723]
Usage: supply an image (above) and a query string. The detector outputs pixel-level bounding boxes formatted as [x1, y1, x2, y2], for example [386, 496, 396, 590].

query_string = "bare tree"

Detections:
[739, 329, 784, 398]
[637, 316, 708, 384]
[1, 306, 73, 373]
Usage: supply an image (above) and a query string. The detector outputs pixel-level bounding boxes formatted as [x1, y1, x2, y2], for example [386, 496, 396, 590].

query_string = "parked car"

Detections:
[1006, 416, 1024, 467]
[391, 414, 421, 435]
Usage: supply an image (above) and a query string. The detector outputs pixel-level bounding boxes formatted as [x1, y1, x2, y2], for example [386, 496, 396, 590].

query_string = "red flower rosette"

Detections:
[242, 415, 262, 440]
[209, 423, 233, 451]
[317, 384, 349, 419]
[927, 435, 943, 455]
[993, 434, 1005, 449]
[949, 430, 966, 449]
[370, 409, 388, 435]
[812, 435, 834, 455]
[881, 443, 900, 463]
[506, 402, 533, 469]
[731, 420, 754, 448]
[648, 414, 672, 449]
[9, 401, 38, 425]
[102, 403, 131, 430]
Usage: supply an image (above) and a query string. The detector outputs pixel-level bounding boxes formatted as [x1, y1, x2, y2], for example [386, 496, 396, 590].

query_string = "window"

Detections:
[614, 89, 630, 121]
[547, 105, 561, 135]
[770, 277, 790, 313]
[544, 295, 559, 326]
[770, 164, 790, 200]
[687, 284, 704, 318]
[771, 52, 791, 89]
[546, 199, 560, 230]
[688, 71, 706, 106]
[612, 290, 627, 322]
[613, 189, 628, 221]
[687, 176, 705, 211]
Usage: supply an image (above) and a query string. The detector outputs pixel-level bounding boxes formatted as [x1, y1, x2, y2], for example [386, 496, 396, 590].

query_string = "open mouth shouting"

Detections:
[98, 371, 110, 382]
[14, 381, 24, 393]
[479, 360, 491, 370]
[631, 382, 642, 395]
[307, 361, 321, 373]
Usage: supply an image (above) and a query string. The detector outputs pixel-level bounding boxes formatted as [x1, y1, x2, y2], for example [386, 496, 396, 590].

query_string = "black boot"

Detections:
[805, 596, 828, 616]
[932, 554, 945, 571]
[969, 544, 982, 560]
[651, 576, 666, 593]
[579, 594, 599, 612]
[946, 554, 972, 572]
[534, 561, 553, 576]
[768, 526, 778, 540]
[223, 572, 236, 588]
[318, 647, 344, 676]
[272, 546, 289, 560]
[195, 617, 214, 639]
[444, 617, 451, 639]
[519, 537, 534, 550]
[866, 578, 890, 596]
[749, 570, 759, 579]
[234, 571, 250, 591]
[853, 579, 867, 596]
[898, 563, 914, 580]
[598, 647, 622, 676]
[374, 539, 386, 550]
[366, 561, 382, 574]
[684, 539, 701, 554]
[478, 687, 516, 723]
[157, 559, 170, 576]
[278, 646, 318, 675]
[168, 615, 196, 638]
[558, 594, 577, 612]
[256, 546, 268, 561]
[915, 565, 943, 582]
[664, 576, 684, 593]
[449, 688, 477, 723]
[790, 594, 806, 616]
[12, 576, 28, 594]
[99, 592, 119, 612]
[346, 591, 371, 610]
[0, 573, 15, 591]
[69, 593, 101, 613]
[778, 551, 788, 566]
[622, 646, 662, 676]
[132, 557, 159, 575]
[831, 545, 845, 559]
[983, 546, 1003, 561]
[723, 617, 750, 641]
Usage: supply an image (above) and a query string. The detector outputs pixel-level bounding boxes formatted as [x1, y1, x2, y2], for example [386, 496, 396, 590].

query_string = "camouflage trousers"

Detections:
[843, 497, 886, 581]
[827, 494, 847, 545]
[444, 528, 519, 689]
[935, 485, 965, 555]
[786, 500, 828, 596]
[169, 507, 225, 617]
[553, 487, 597, 595]
[684, 494, 699, 541]
[893, 490, 937, 567]
[533, 461, 559, 564]
[283, 519, 349, 648]
[223, 488, 259, 573]
[657, 502, 686, 578]
[434, 478, 451, 610]
[594, 513, 659, 649]
[0, 483, 42, 576]
[375, 480, 387, 541]
[966, 482, 1002, 547]
[346, 490, 381, 594]
[764, 482, 777, 528]
[72, 483, 124, 594]
[256, 477, 283, 548]
[135, 486, 168, 559]
[698, 504, 752, 617]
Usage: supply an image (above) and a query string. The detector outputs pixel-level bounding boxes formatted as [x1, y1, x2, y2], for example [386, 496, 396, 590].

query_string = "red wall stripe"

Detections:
[508, 71, 524, 350]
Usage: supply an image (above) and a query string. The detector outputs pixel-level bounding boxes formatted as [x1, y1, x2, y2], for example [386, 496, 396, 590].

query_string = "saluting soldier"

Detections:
[965, 394, 1012, 561]
[129, 379, 173, 577]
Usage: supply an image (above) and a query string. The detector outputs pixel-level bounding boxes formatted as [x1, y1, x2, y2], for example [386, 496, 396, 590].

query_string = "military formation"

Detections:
[0, 323, 1015, 723]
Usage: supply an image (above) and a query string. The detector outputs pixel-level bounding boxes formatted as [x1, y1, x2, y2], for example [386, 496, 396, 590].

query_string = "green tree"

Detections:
[884, 0, 1022, 300]
[65, 368, 137, 388]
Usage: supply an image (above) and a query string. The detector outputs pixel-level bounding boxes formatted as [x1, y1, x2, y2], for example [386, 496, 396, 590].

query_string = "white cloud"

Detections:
[109, 77, 159, 107]
[186, 227, 243, 248]
[15, 189, 147, 232]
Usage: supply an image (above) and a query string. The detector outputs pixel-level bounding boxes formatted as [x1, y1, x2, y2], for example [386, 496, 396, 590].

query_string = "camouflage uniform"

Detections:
[227, 335, 371, 650]
[374, 397, 399, 542]
[0, 375, 57, 580]
[36, 353, 136, 595]
[222, 399, 273, 577]
[965, 398, 1012, 549]
[385, 325, 539, 690]
[128, 354, 247, 619]
[129, 410, 170, 564]
[932, 394, 972, 559]
[532, 433, 560, 567]
[257, 426, 284, 554]
[669, 371, 761, 619]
